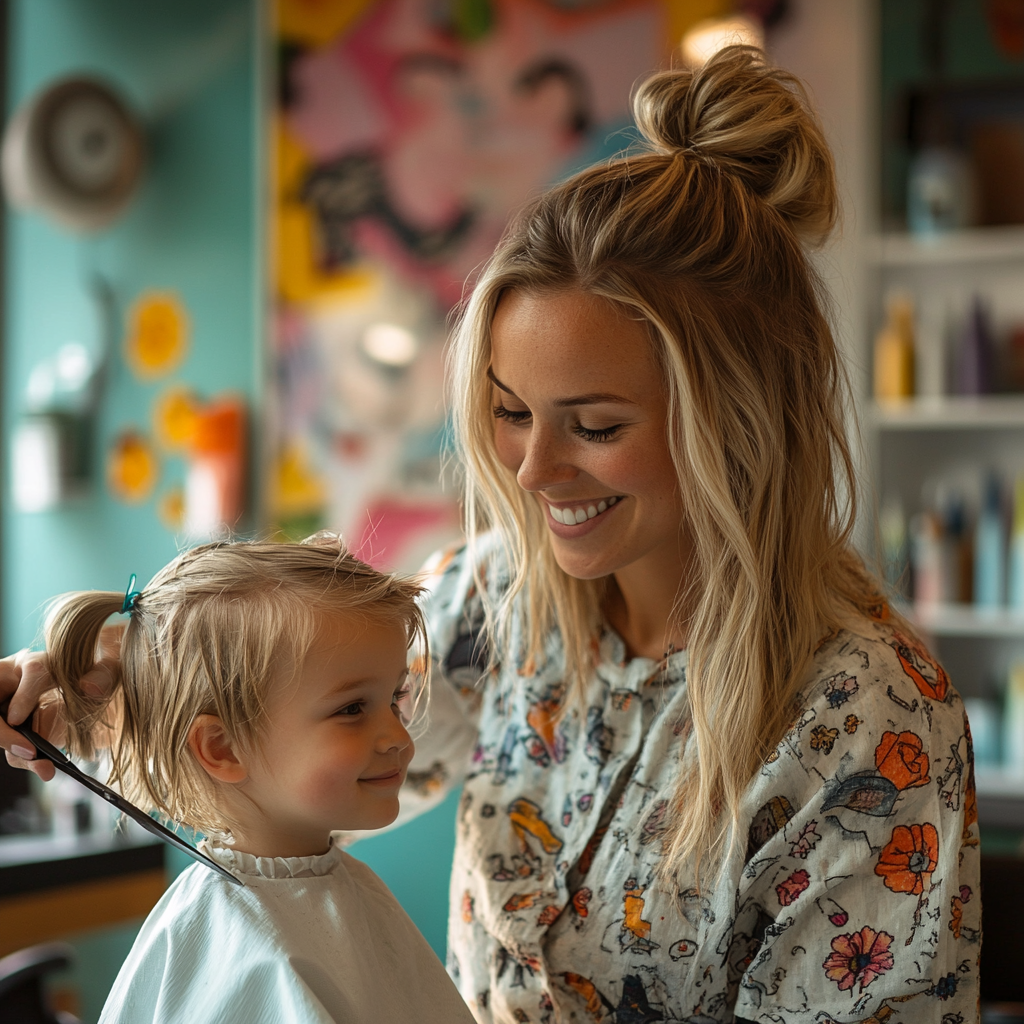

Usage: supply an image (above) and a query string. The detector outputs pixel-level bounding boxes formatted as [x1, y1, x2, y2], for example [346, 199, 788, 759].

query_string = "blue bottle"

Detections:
[975, 474, 1005, 608]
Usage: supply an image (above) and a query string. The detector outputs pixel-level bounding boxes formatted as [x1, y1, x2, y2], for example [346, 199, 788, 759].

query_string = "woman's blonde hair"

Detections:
[449, 46, 885, 874]
[43, 535, 426, 838]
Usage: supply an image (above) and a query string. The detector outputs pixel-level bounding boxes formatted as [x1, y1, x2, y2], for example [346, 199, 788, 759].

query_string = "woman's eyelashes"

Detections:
[492, 403, 530, 424]
[573, 423, 622, 442]
[493, 404, 623, 442]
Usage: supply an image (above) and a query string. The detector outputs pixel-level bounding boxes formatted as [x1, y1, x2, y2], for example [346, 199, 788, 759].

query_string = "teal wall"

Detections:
[4, 1, 458, 1020]
[5, 1, 265, 1019]
[3, 0, 264, 651]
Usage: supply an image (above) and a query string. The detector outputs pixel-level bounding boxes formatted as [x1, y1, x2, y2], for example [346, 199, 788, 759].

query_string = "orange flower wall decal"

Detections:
[874, 730, 930, 790]
[874, 823, 939, 895]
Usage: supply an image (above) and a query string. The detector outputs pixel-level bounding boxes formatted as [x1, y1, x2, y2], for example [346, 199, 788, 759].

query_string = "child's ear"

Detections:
[188, 715, 248, 784]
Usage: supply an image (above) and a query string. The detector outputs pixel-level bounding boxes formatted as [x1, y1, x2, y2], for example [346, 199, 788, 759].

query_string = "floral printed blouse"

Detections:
[401, 541, 981, 1024]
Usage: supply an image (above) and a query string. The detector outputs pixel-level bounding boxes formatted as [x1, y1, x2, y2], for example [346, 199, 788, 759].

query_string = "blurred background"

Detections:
[0, 0, 1022, 1020]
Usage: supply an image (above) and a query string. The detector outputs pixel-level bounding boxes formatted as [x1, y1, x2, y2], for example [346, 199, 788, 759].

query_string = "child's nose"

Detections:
[378, 712, 412, 755]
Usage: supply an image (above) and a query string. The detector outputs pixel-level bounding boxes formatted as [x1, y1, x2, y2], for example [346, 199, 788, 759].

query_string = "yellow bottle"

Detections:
[874, 294, 916, 403]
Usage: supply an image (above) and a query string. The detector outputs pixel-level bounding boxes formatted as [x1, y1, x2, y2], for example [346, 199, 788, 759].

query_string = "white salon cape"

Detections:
[98, 838, 477, 1024]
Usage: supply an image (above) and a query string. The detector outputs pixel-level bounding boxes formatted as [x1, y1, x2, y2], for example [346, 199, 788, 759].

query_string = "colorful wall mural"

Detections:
[271, 0, 713, 570]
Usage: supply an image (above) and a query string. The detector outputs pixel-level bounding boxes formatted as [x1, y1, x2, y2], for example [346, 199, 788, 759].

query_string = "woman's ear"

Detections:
[188, 715, 248, 784]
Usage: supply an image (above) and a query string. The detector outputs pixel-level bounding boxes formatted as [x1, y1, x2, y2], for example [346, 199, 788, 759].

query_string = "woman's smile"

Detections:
[546, 495, 622, 528]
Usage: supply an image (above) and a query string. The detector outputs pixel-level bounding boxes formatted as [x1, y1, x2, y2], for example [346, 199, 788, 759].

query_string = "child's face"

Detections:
[236, 610, 415, 858]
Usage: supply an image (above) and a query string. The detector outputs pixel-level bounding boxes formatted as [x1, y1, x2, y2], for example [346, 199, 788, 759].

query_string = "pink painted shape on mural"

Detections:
[289, 43, 388, 159]
[355, 497, 458, 571]
[283, 0, 665, 306]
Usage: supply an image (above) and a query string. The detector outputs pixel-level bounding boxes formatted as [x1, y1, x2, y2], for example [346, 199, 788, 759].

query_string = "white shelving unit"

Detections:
[868, 225, 1024, 269]
[867, 231, 1024, 810]
[908, 602, 1024, 639]
[870, 395, 1024, 430]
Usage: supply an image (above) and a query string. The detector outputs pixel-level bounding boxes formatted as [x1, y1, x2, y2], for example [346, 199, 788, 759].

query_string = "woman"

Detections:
[2, 48, 979, 1022]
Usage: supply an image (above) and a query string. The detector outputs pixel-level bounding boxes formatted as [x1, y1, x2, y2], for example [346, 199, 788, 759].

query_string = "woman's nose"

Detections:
[515, 425, 575, 493]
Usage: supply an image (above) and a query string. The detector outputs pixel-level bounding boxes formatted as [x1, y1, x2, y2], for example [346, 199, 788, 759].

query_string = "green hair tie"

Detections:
[120, 574, 142, 615]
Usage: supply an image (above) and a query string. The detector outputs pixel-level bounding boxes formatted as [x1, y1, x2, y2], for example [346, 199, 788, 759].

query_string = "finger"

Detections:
[80, 661, 117, 700]
[96, 623, 125, 662]
[0, 653, 24, 701]
[8, 655, 55, 725]
[5, 749, 55, 781]
[0, 717, 36, 758]
[33, 703, 67, 749]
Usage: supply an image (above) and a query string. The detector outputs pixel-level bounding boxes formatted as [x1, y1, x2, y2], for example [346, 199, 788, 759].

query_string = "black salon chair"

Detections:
[0, 943, 80, 1024]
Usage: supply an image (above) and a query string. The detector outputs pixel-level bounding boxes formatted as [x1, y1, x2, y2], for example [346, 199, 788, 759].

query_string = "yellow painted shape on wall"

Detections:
[158, 486, 186, 531]
[107, 431, 159, 504]
[153, 385, 201, 453]
[665, 0, 731, 50]
[272, 442, 327, 517]
[125, 292, 189, 380]
[277, 201, 376, 305]
[275, 120, 374, 304]
[276, 119, 311, 198]
[277, 0, 375, 45]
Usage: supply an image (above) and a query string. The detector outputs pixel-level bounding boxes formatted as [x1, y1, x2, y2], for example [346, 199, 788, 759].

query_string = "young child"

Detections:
[40, 535, 477, 1024]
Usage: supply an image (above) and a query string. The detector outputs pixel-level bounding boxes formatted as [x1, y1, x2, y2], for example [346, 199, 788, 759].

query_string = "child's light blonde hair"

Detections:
[449, 46, 889, 877]
[43, 534, 426, 838]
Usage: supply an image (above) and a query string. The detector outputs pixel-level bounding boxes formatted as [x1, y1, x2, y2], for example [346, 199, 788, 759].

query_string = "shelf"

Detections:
[905, 602, 1024, 638]
[869, 224, 1024, 268]
[868, 395, 1024, 429]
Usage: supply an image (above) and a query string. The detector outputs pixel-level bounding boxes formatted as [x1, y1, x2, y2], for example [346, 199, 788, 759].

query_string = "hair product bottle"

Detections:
[974, 473, 1005, 608]
[873, 294, 915, 403]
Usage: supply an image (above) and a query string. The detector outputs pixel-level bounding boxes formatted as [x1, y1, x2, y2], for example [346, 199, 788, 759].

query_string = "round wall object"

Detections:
[2, 76, 145, 232]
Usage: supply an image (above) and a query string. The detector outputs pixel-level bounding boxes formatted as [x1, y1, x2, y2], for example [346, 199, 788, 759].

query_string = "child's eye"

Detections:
[493, 404, 530, 424]
[335, 701, 364, 717]
[392, 686, 411, 706]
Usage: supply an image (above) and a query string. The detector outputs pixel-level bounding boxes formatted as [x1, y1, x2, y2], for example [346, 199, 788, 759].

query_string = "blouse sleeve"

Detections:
[732, 622, 981, 1022]
[388, 541, 489, 827]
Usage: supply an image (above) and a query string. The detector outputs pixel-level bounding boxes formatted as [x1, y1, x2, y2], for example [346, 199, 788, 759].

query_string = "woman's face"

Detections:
[489, 288, 684, 583]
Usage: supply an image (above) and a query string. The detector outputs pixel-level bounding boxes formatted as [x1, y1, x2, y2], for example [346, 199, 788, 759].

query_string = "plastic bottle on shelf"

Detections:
[953, 296, 995, 396]
[963, 697, 1001, 767]
[906, 146, 975, 238]
[873, 293, 915, 404]
[880, 497, 910, 600]
[910, 510, 944, 605]
[1004, 662, 1024, 776]
[1008, 478, 1024, 611]
[974, 473, 1005, 608]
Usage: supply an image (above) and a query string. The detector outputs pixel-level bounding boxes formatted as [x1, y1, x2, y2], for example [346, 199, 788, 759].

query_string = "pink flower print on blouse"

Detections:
[822, 926, 895, 993]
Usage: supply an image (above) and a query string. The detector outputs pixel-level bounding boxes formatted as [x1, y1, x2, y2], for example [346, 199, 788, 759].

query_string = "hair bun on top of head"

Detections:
[632, 45, 837, 246]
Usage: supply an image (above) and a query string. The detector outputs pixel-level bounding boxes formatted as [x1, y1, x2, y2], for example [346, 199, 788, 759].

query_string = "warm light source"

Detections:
[361, 322, 420, 368]
[681, 14, 763, 67]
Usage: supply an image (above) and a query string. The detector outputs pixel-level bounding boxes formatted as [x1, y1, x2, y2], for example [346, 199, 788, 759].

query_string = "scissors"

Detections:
[3, 706, 243, 886]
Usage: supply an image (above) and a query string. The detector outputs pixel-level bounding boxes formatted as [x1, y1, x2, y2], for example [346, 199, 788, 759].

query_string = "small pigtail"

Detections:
[44, 591, 126, 760]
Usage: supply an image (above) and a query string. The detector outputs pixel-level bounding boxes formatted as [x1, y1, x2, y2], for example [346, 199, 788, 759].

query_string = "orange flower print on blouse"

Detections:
[887, 629, 950, 702]
[874, 730, 930, 790]
[874, 823, 939, 895]
[822, 926, 895, 993]
[949, 896, 964, 938]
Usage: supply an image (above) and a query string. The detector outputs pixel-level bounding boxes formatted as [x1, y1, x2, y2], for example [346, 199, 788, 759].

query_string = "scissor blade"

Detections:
[6, 715, 243, 887]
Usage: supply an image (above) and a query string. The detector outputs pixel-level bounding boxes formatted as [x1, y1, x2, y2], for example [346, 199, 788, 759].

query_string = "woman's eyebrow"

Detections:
[487, 366, 517, 396]
[487, 366, 635, 407]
